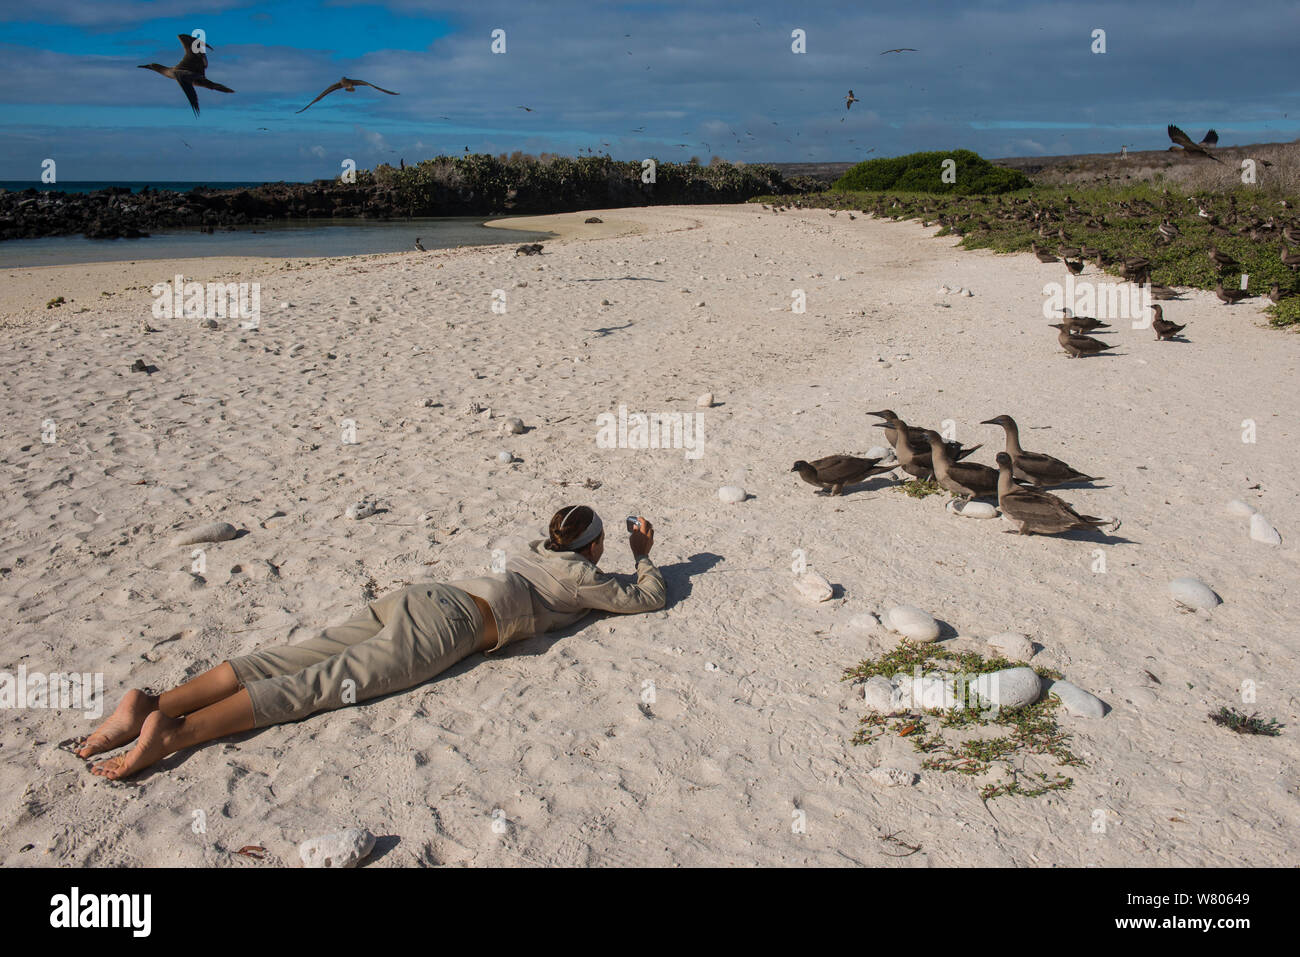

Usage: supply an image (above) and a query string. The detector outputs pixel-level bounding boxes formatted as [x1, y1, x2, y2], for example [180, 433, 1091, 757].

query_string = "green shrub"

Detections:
[833, 149, 1031, 195]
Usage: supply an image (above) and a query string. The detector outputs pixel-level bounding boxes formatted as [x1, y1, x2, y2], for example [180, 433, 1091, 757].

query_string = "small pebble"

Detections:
[868, 767, 917, 788]
[986, 632, 1034, 661]
[501, 417, 526, 435]
[793, 571, 834, 603]
[882, 604, 940, 642]
[946, 499, 997, 519]
[1169, 577, 1221, 611]
[345, 501, 377, 520]
[1047, 679, 1107, 717]
[201, 318, 218, 329]
[696, 392, 714, 408]
[496, 450, 514, 465]
[299, 828, 376, 869]
[968, 667, 1042, 709]
[718, 485, 746, 504]
[1249, 513, 1281, 544]
[171, 522, 238, 547]
[704, 662, 718, 672]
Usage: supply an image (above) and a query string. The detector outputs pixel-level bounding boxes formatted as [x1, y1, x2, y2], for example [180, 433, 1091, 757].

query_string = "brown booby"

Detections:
[924, 430, 999, 500]
[979, 415, 1100, 487]
[1215, 283, 1250, 305]
[868, 410, 982, 464]
[995, 454, 1115, 535]
[1049, 323, 1116, 357]
[1208, 246, 1241, 271]
[791, 455, 895, 495]
[1167, 124, 1224, 164]
[138, 34, 235, 117]
[296, 77, 401, 113]
[1150, 304, 1186, 340]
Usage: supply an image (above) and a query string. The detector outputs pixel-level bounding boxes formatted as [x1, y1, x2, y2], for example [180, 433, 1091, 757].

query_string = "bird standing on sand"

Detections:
[1064, 258, 1084, 275]
[1056, 311, 1111, 334]
[979, 415, 1099, 487]
[1167, 124, 1224, 163]
[923, 430, 999, 500]
[869, 410, 982, 462]
[1215, 283, 1250, 304]
[845, 90, 860, 110]
[994, 454, 1116, 535]
[791, 455, 895, 496]
[138, 34, 235, 117]
[413, 237, 425, 251]
[296, 77, 400, 113]
[1150, 304, 1186, 340]
[1050, 323, 1115, 358]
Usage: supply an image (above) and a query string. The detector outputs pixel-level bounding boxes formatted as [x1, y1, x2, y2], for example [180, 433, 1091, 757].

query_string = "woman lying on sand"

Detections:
[73, 507, 665, 779]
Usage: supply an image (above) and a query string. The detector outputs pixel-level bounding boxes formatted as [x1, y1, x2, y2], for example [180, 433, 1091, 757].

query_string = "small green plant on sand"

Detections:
[843, 641, 1082, 802]
[46, 296, 66, 309]
[895, 478, 944, 499]
[1208, 707, 1283, 736]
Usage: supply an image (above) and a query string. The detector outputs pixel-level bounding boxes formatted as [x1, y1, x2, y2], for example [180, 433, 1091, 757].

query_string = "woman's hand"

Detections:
[629, 517, 654, 558]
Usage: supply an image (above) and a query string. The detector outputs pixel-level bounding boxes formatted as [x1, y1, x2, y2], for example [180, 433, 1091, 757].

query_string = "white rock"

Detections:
[718, 485, 747, 504]
[901, 673, 960, 710]
[882, 604, 940, 642]
[986, 632, 1034, 661]
[171, 522, 238, 547]
[968, 667, 1042, 709]
[794, 571, 834, 603]
[345, 501, 377, 520]
[962, 288, 974, 297]
[501, 417, 526, 435]
[1047, 679, 1107, 717]
[298, 828, 376, 868]
[1225, 499, 1257, 517]
[868, 766, 917, 788]
[849, 612, 881, 632]
[496, 450, 514, 464]
[696, 392, 714, 408]
[1169, 577, 1221, 611]
[704, 661, 719, 672]
[1250, 513, 1282, 545]
[947, 499, 998, 519]
[861, 676, 895, 712]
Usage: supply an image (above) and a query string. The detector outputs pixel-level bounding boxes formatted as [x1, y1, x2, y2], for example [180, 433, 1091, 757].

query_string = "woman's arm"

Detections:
[577, 517, 666, 612]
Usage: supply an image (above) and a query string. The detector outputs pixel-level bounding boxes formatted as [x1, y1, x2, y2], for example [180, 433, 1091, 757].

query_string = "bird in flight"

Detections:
[845, 90, 860, 110]
[1167, 124, 1223, 163]
[296, 77, 400, 113]
[880, 48, 918, 54]
[517, 106, 533, 111]
[138, 34, 235, 117]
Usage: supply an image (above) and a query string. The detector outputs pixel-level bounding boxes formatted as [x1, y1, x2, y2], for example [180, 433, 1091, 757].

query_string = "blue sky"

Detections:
[0, 0, 1297, 181]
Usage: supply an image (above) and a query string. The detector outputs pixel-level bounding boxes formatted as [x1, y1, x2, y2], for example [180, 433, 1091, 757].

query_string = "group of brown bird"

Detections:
[138, 34, 399, 117]
[791, 411, 1117, 536]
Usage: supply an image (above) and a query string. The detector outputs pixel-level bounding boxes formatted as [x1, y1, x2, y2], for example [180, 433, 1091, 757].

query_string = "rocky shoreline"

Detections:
[0, 158, 811, 241]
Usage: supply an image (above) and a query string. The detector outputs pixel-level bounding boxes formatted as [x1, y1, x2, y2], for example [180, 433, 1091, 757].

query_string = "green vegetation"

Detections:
[843, 641, 1081, 801]
[895, 478, 944, 498]
[834, 149, 1031, 195]
[1209, 707, 1284, 736]
[751, 180, 1300, 327]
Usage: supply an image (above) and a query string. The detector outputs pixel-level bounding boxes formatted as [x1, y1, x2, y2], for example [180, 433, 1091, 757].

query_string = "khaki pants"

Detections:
[227, 584, 484, 728]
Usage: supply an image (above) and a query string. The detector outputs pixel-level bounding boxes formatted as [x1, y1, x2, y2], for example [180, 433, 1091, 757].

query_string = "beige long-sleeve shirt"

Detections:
[448, 540, 667, 652]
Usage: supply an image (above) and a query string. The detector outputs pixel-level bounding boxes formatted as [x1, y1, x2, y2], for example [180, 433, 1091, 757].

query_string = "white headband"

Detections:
[557, 509, 603, 551]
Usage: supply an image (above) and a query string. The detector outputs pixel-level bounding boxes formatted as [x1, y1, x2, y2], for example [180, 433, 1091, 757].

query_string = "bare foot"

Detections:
[91, 709, 180, 780]
[76, 689, 159, 759]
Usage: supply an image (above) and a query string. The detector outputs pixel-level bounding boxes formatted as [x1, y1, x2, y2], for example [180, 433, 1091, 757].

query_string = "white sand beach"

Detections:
[2, 204, 1297, 867]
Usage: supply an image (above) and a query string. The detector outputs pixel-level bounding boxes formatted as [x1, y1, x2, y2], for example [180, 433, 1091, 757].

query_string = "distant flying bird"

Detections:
[1167, 124, 1223, 163]
[845, 90, 860, 110]
[138, 34, 235, 117]
[517, 105, 533, 111]
[879, 48, 918, 54]
[296, 77, 400, 113]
